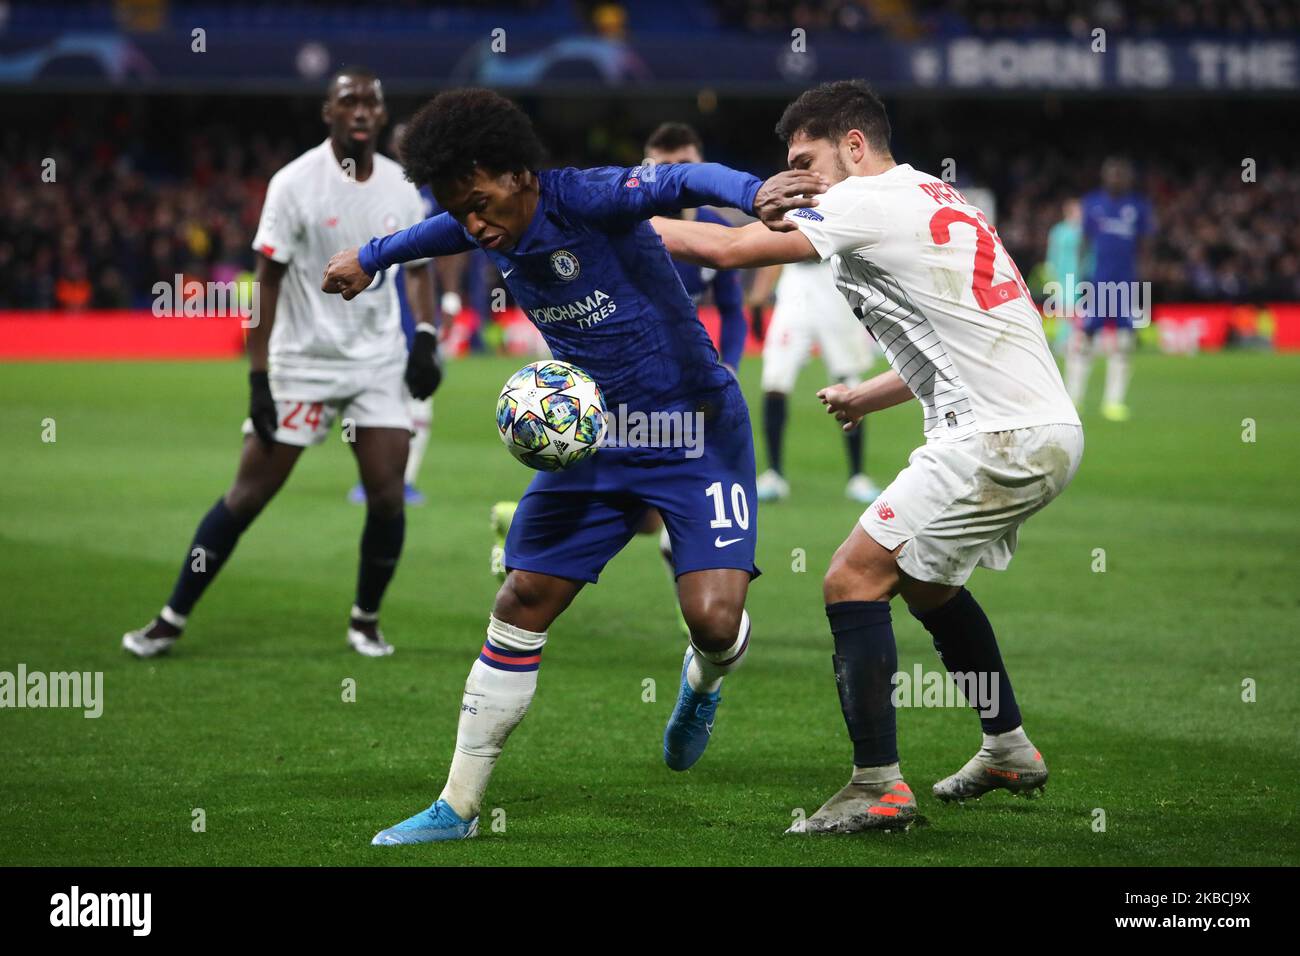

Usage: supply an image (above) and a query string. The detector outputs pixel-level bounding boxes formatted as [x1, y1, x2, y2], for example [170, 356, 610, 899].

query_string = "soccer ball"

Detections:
[496, 360, 608, 471]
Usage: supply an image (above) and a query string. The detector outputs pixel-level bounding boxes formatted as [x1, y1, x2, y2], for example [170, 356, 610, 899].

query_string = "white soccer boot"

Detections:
[845, 474, 881, 504]
[756, 469, 790, 503]
[933, 741, 1048, 802]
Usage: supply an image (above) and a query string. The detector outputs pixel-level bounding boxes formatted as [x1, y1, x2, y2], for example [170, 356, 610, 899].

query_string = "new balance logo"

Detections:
[874, 500, 895, 521]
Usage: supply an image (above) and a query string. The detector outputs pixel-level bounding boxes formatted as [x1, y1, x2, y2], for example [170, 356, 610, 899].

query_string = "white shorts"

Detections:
[241, 359, 413, 447]
[760, 296, 875, 393]
[860, 424, 1084, 587]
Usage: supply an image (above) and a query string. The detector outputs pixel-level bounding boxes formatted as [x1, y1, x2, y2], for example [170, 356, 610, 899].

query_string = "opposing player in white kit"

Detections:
[121, 68, 440, 659]
[656, 80, 1083, 833]
[748, 258, 880, 504]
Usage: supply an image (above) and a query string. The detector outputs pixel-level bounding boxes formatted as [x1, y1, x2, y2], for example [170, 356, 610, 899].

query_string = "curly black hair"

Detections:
[775, 80, 892, 155]
[399, 88, 546, 188]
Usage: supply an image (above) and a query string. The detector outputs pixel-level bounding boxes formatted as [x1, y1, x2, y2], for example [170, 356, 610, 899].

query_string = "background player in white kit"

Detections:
[748, 258, 880, 504]
[656, 80, 1083, 834]
[122, 67, 440, 659]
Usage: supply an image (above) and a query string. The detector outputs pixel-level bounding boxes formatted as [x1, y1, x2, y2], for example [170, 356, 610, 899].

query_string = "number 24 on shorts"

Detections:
[281, 401, 325, 432]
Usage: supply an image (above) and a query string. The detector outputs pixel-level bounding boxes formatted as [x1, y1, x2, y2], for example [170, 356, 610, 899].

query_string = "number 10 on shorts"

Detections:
[706, 482, 750, 530]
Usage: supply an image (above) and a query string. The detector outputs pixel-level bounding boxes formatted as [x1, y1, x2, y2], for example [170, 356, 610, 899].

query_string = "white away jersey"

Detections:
[774, 258, 865, 330]
[252, 140, 427, 369]
[787, 164, 1079, 439]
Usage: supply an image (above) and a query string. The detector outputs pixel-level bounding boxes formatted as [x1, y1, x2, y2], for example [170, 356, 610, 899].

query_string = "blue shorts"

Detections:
[505, 390, 758, 584]
[1080, 311, 1134, 334]
[1079, 276, 1138, 334]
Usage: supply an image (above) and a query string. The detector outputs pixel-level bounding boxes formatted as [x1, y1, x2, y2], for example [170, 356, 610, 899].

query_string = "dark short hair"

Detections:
[327, 65, 379, 94]
[400, 88, 546, 188]
[775, 80, 892, 155]
[645, 122, 703, 156]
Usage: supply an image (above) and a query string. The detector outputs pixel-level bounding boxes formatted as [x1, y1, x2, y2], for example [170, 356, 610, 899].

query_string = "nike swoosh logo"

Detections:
[714, 536, 743, 548]
[501, 268, 514, 278]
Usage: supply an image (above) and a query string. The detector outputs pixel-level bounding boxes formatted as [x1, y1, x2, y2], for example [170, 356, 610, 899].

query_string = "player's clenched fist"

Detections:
[321, 248, 373, 300]
[817, 382, 868, 433]
[753, 170, 828, 232]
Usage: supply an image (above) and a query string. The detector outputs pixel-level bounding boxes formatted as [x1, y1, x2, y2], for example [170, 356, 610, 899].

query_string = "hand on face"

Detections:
[754, 170, 828, 232]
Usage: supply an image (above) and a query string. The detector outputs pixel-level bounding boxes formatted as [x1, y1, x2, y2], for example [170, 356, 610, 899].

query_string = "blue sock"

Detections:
[355, 509, 405, 615]
[912, 588, 1022, 734]
[844, 423, 864, 476]
[763, 392, 787, 475]
[165, 497, 255, 617]
[825, 600, 898, 768]
[840, 378, 864, 477]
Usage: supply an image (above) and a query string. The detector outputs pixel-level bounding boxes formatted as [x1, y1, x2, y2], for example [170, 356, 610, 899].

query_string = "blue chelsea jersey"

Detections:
[361, 163, 762, 417]
[1082, 189, 1153, 283]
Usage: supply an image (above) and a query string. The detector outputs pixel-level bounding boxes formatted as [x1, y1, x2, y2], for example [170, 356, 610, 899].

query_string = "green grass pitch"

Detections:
[1, 352, 1297, 866]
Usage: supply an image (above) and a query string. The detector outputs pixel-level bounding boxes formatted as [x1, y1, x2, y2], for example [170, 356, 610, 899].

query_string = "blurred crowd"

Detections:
[0, 110, 302, 310]
[703, 0, 1297, 35]
[3, 102, 1298, 311]
[991, 150, 1300, 302]
[913, 0, 1299, 36]
[711, 0, 884, 33]
[12, 0, 1294, 36]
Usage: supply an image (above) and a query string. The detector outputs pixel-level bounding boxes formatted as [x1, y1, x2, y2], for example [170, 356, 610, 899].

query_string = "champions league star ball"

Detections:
[496, 360, 608, 471]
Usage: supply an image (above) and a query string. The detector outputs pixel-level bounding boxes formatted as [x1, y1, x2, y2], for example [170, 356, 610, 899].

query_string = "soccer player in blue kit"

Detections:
[321, 88, 818, 843]
[1065, 157, 1153, 421]
[488, 121, 749, 624]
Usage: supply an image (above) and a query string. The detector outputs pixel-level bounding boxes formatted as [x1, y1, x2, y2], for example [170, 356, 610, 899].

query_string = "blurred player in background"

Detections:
[657, 79, 1083, 834]
[1066, 157, 1153, 421]
[321, 88, 814, 844]
[122, 67, 441, 660]
[748, 259, 880, 504]
[351, 120, 457, 509]
[489, 121, 746, 637]
[1044, 197, 1086, 351]
[645, 122, 749, 376]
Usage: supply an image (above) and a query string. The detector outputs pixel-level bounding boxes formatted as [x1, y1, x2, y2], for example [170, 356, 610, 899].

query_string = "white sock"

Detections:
[350, 604, 378, 624]
[1065, 331, 1093, 405]
[438, 615, 546, 820]
[1103, 329, 1133, 407]
[404, 397, 433, 487]
[686, 610, 750, 694]
[159, 606, 187, 630]
[983, 725, 1031, 754]
[851, 762, 901, 785]
[657, 525, 673, 569]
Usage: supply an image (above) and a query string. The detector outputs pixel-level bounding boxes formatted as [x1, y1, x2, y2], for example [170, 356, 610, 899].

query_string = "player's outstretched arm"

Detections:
[817, 370, 914, 432]
[588, 162, 825, 225]
[653, 218, 818, 270]
[322, 213, 475, 300]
